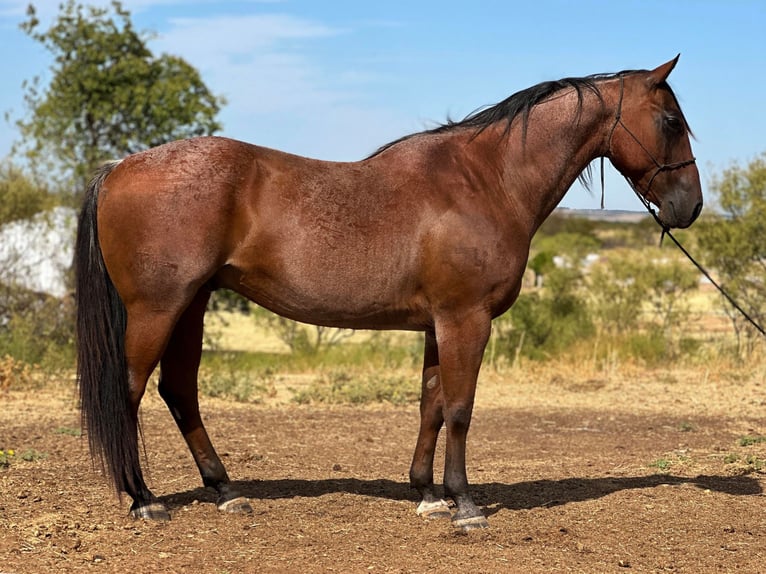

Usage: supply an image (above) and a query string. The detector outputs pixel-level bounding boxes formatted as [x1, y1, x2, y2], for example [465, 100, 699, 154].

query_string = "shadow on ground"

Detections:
[162, 472, 762, 516]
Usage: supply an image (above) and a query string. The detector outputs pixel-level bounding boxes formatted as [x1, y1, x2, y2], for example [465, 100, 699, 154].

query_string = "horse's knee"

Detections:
[444, 403, 473, 432]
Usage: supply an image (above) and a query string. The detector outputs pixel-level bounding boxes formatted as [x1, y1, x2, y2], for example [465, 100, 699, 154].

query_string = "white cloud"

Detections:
[158, 13, 339, 57]
[153, 13, 356, 118]
[153, 13, 344, 100]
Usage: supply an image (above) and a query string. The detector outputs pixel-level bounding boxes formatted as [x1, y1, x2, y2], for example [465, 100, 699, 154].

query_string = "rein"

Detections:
[600, 75, 766, 338]
[632, 187, 766, 339]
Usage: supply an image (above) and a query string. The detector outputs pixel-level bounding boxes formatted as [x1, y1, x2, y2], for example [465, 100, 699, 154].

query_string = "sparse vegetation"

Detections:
[649, 458, 672, 472]
[738, 435, 766, 447]
[18, 449, 47, 463]
[679, 421, 695, 432]
[198, 353, 277, 403]
[0, 448, 15, 468]
[292, 370, 418, 405]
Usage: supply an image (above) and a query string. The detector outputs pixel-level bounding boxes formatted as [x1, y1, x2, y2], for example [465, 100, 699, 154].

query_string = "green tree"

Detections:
[535, 212, 597, 238]
[529, 230, 601, 287]
[532, 231, 601, 265]
[14, 1, 225, 196]
[697, 154, 766, 356]
[528, 250, 554, 287]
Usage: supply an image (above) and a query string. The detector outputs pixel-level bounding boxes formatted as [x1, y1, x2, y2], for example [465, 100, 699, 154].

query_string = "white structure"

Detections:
[0, 207, 76, 298]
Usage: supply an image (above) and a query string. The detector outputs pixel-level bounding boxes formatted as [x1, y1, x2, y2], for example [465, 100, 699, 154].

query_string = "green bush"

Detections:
[0, 290, 74, 369]
[0, 160, 51, 225]
[619, 330, 670, 365]
[197, 352, 276, 403]
[495, 267, 594, 360]
[293, 370, 418, 405]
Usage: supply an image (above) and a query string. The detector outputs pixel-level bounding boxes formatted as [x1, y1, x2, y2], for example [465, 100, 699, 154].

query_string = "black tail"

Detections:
[75, 161, 145, 498]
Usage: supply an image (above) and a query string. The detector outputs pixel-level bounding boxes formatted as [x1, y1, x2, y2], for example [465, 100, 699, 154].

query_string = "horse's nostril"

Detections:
[691, 201, 702, 222]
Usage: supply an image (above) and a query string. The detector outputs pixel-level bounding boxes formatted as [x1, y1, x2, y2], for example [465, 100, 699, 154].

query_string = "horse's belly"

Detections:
[222, 249, 428, 330]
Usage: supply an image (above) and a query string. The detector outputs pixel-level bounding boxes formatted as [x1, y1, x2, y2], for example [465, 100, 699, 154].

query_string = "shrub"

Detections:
[0, 290, 74, 368]
[198, 352, 276, 403]
[292, 370, 418, 405]
[0, 355, 37, 392]
[495, 267, 594, 360]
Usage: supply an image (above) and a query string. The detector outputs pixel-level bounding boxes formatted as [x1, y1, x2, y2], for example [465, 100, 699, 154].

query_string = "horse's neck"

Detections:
[493, 86, 614, 235]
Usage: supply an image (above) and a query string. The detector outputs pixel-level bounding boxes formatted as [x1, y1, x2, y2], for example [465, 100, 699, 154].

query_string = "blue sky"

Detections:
[0, 0, 764, 210]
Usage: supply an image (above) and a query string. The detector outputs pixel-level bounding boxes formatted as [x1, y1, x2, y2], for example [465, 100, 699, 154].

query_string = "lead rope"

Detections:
[630, 182, 766, 338]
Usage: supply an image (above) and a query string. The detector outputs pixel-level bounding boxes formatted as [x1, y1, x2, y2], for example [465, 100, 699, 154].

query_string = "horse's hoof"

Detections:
[452, 515, 489, 531]
[416, 499, 452, 520]
[130, 501, 171, 521]
[217, 496, 253, 514]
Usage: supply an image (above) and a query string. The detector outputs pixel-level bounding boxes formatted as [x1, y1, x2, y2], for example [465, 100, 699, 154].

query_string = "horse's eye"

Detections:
[664, 115, 683, 132]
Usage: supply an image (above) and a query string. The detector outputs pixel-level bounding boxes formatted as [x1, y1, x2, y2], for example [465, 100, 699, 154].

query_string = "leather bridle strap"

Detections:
[601, 74, 696, 209]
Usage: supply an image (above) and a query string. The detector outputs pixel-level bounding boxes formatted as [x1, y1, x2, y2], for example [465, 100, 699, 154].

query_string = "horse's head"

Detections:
[608, 56, 702, 229]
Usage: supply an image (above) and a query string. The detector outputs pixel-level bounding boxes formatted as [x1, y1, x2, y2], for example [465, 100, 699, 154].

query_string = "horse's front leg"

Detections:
[410, 330, 451, 519]
[436, 312, 491, 530]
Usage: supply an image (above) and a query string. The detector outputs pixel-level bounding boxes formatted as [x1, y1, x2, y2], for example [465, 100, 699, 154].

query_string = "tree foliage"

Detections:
[697, 153, 766, 355]
[15, 1, 225, 195]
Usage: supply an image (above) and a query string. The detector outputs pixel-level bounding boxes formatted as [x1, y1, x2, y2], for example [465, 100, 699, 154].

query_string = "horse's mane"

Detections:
[368, 70, 647, 159]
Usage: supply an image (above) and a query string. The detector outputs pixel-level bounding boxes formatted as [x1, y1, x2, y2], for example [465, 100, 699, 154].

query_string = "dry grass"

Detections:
[476, 357, 766, 420]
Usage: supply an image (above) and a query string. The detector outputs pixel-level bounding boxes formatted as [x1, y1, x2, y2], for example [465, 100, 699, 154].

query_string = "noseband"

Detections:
[601, 75, 696, 209]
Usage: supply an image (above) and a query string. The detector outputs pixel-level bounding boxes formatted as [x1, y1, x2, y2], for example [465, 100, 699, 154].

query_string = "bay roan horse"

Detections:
[75, 56, 702, 530]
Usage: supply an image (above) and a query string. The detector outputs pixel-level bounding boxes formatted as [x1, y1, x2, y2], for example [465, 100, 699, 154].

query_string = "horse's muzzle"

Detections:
[658, 189, 703, 229]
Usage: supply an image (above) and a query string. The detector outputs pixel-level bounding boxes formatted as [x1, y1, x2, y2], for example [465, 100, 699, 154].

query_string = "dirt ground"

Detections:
[1, 365, 766, 573]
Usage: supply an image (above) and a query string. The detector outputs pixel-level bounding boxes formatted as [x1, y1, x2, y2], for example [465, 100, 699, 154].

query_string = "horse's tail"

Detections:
[75, 160, 142, 497]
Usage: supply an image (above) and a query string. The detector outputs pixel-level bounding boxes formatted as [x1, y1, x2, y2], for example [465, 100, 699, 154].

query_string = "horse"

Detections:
[74, 56, 702, 530]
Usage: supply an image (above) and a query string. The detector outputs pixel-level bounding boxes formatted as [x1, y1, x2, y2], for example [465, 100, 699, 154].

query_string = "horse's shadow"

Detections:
[162, 473, 763, 517]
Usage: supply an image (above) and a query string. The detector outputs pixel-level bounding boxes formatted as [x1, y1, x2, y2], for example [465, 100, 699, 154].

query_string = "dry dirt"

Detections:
[1, 364, 766, 573]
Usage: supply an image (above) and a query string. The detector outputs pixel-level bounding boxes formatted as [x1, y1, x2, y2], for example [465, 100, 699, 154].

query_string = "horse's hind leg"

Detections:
[123, 307, 182, 520]
[409, 330, 451, 520]
[158, 288, 253, 514]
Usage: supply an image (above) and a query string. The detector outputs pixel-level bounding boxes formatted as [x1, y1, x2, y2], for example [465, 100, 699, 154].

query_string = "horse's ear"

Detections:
[647, 54, 680, 86]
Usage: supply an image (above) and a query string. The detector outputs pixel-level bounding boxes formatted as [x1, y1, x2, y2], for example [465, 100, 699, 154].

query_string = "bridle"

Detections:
[600, 74, 696, 213]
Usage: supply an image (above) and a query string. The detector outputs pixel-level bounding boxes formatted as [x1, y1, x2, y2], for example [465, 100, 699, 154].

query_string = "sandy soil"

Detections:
[1, 365, 765, 573]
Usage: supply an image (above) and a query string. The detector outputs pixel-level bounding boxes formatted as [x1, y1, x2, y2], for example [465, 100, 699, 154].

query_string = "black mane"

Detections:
[368, 70, 643, 158]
